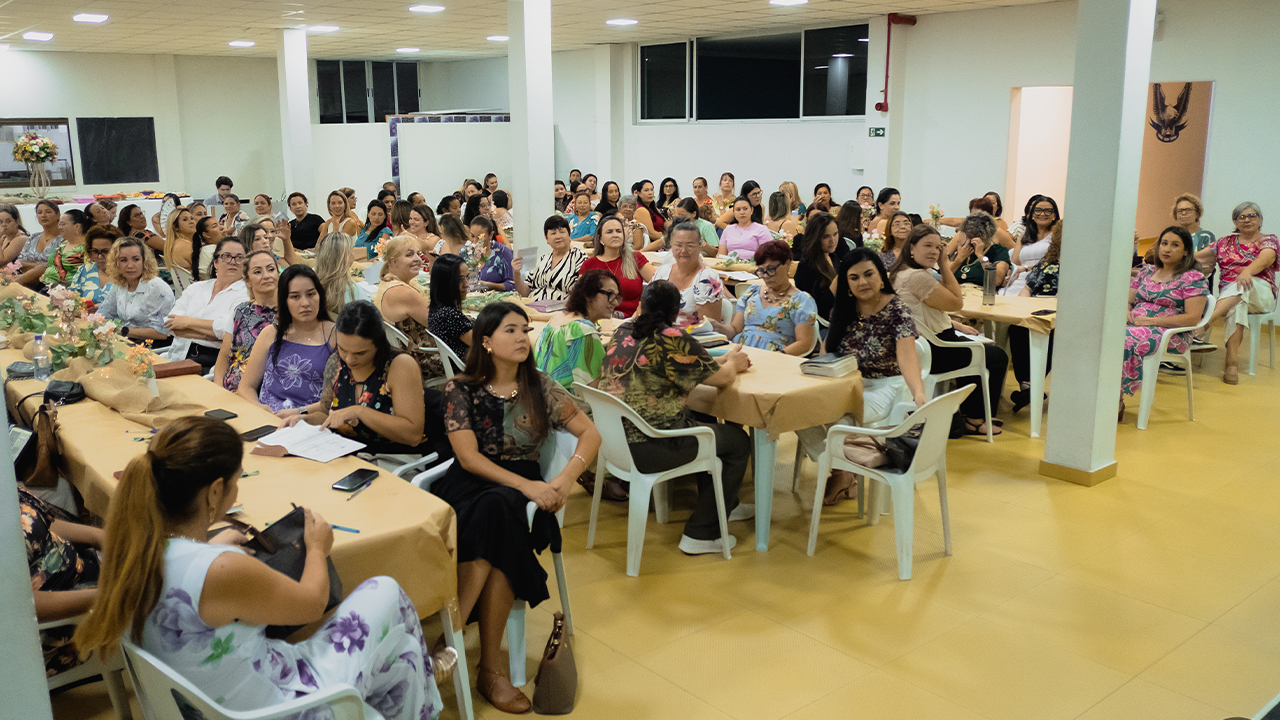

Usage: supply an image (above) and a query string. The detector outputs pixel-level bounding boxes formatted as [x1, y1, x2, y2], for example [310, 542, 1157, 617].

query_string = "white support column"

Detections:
[277, 29, 314, 201]
[1041, 0, 1158, 486]
[507, 0, 555, 251]
[0, 443, 54, 720]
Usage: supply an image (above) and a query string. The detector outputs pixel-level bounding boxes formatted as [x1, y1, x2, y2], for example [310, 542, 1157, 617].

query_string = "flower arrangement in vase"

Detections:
[47, 286, 91, 339]
[0, 293, 55, 334]
[1, 261, 21, 287]
[125, 341, 157, 379]
[929, 204, 944, 228]
[863, 230, 885, 253]
[12, 133, 59, 199]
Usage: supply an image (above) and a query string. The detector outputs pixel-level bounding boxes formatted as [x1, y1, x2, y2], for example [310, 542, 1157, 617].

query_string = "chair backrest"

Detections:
[914, 337, 932, 381]
[881, 385, 973, 478]
[384, 321, 411, 350]
[574, 382, 663, 475]
[800, 317, 819, 356]
[426, 330, 464, 378]
[170, 264, 192, 298]
[720, 296, 736, 324]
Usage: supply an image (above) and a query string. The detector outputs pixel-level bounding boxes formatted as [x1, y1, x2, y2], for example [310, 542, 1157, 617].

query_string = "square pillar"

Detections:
[507, 0, 555, 251]
[277, 29, 314, 202]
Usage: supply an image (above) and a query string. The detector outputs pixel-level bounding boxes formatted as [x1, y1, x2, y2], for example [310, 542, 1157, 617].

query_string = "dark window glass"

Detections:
[343, 61, 369, 123]
[696, 34, 800, 120]
[640, 43, 686, 120]
[317, 60, 343, 124]
[372, 62, 395, 122]
[803, 25, 869, 116]
[396, 62, 419, 115]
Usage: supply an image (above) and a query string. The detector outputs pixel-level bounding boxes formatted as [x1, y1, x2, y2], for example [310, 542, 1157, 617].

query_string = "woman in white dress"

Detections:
[1002, 195, 1059, 296]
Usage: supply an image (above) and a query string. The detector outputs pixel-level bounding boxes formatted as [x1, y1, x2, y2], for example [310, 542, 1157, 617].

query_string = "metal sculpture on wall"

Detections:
[1149, 82, 1192, 143]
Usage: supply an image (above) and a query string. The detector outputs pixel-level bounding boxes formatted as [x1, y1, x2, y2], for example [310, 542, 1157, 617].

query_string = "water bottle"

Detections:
[33, 334, 51, 380]
[981, 262, 998, 306]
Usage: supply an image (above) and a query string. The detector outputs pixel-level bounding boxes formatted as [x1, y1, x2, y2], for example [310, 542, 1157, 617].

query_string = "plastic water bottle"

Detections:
[33, 334, 51, 380]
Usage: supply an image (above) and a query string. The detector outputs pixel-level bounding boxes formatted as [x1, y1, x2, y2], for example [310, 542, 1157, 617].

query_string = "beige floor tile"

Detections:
[1214, 577, 1280, 644]
[1075, 678, 1232, 720]
[637, 610, 873, 720]
[884, 618, 1130, 720]
[783, 670, 987, 720]
[1127, 505, 1280, 577]
[1141, 624, 1280, 716]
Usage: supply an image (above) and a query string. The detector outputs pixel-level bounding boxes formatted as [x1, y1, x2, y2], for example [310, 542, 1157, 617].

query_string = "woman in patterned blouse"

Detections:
[214, 250, 279, 391]
[722, 239, 817, 354]
[521, 214, 586, 302]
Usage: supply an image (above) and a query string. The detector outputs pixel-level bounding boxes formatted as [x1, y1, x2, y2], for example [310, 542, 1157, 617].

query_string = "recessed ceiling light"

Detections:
[229, 40, 255, 47]
[396, 47, 421, 53]
[487, 35, 508, 42]
[23, 32, 54, 42]
[814, 65, 828, 69]
[769, 0, 808, 6]
[409, 4, 445, 12]
[859, 38, 869, 42]
[832, 53, 853, 58]
[309, 25, 339, 32]
[606, 18, 638, 26]
[73, 13, 109, 23]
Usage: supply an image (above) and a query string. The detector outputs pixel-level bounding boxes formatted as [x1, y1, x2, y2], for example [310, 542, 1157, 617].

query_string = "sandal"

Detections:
[963, 418, 1002, 436]
[1223, 365, 1239, 385]
[478, 666, 531, 714]
[823, 471, 857, 506]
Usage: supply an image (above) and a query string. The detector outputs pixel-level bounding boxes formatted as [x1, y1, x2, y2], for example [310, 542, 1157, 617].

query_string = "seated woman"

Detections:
[566, 191, 600, 242]
[1119, 225, 1209, 419]
[409, 204, 443, 258]
[469, 216, 517, 292]
[653, 221, 724, 328]
[164, 238, 249, 371]
[834, 201, 864, 253]
[615, 195, 652, 251]
[162, 206, 197, 272]
[1009, 220, 1063, 411]
[67, 225, 120, 304]
[427, 253, 475, 361]
[433, 214, 473, 259]
[668, 197, 720, 256]
[522, 215, 586, 302]
[632, 180, 665, 239]
[763, 191, 800, 241]
[939, 195, 1014, 249]
[16, 200, 63, 288]
[947, 212, 1009, 288]
[242, 221, 296, 272]
[580, 214, 654, 317]
[715, 180, 764, 229]
[1002, 196, 1058, 295]
[192, 216, 228, 280]
[356, 200, 393, 258]
[877, 211, 913, 268]
[315, 231, 370, 316]
[214, 250, 279, 392]
[376, 235, 446, 380]
[794, 212, 843, 322]
[718, 196, 772, 258]
[236, 265, 335, 415]
[534, 269, 620, 392]
[100, 237, 175, 345]
[436, 302, 601, 714]
[869, 187, 901, 237]
[721, 240, 816, 355]
[890, 225, 1008, 436]
[41, 209, 92, 289]
[318, 190, 362, 240]
[116, 203, 158, 247]
[599, 281, 753, 555]
[74, 417, 444, 720]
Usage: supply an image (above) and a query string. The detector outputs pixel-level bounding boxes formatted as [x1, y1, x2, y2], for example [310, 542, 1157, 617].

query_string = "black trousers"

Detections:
[629, 418, 750, 540]
[1008, 326, 1055, 384]
[928, 328, 1009, 420]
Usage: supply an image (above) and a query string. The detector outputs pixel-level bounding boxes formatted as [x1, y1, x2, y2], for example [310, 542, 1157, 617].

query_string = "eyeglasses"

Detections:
[1175, 207, 1197, 215]
[87, 248, 111, 257]
[755, 264, 783, 279]
[216, 253, 246, 262]
[1238, 213, 1261, 221]
[598, 290, 620, 303]
[1032, 208, 1056, 217]
[671, 242, 700, 252]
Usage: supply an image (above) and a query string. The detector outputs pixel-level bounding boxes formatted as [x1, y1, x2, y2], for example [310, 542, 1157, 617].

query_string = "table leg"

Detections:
[1028, 332, 1050, 438]
[752, 428, 776, 552]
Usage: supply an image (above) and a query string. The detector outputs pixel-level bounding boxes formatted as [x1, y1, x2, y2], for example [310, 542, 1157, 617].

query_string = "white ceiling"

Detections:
[0, 0, 1056, 60]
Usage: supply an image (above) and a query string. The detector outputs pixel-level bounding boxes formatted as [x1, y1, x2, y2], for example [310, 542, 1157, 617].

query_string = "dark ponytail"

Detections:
[633, 280, 680, 341]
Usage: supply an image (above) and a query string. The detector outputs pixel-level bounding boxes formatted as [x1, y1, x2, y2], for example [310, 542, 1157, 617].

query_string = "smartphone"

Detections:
[205, 409, 238, 421]
[1031, 309, 1057, 317]
[333, 468, 378, 492]
[239, 424, 276, 442]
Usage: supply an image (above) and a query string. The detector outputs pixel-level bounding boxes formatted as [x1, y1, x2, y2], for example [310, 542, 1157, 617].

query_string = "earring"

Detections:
[485, 346, 492, 354]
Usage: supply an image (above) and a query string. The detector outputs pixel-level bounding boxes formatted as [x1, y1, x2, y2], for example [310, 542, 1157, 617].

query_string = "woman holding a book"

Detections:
[720, 239, 817, 355]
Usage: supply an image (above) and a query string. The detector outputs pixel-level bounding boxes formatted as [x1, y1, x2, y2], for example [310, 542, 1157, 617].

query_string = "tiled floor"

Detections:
[55, 349, 1278, 720]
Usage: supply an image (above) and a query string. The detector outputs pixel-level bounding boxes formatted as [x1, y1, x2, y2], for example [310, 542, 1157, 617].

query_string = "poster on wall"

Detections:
[0, 119, 77, 188]
[1134, 81, 1214, 239]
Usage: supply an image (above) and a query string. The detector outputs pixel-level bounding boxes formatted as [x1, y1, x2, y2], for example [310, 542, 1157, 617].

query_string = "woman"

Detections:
[41, 209, 91, 288]
[1009, 220, 1063, 411]
[856, 186, 875, 208]
[833, 201, 865, 252]
[237, 265, 336, 415]
[594, 181, 621, 217]
[190, 202, 209, 221]
[780, 181, 806, 217]
[712, 172, 736, 217]
[616, 195, 650, 250]
[0, 203, 30, 267]
[580, 214, 654, 317]
[523, 215, 586, 302]
[491, 191, 514, 242]
[940, 196, 1013, 249]
[162, 206, 196, 272]
[656, 177, 681, 218]
[215, 251, 279, 392]
[67, 225, 120, 304]
[870, 187, 902, 237]
[192, 216, 227, 280]
[692, 176, 714, 210]
[117, 204, 159, 249]
[407, 192, 427, 210]
[794, 212, 843, 321]
[719, 196, 773, 258]
[535, 268, 619, 393]
[554, 181, 571, 213]
[74, 417, 444, 720]
[319, 190, 361, 240]
[1002, 196, 1058, 295]
[17, 199, 63, 287]
[435, 302, 600, 713]
[764, 191, 800, 240]
[241, 222, 296, 272]
[390, 200, 414, 238]
[340, 187, 361, 223]
[812, 183, 837, 216]
[582, 173, 600, 204]
[566, 190, 600, 242]
[165, 238, 249, 371]
[287, 192, 326, 250]
[469, 216, 517, 292]
[1120, 226, 1209, 417]
[462, 194, 495, 229]
[220, 194, 250, 236]
[438, 195, 461, 220]
[653, 222, 725, 328]
[376, 235, 446, 380]
[100, 237, 175, 344]
[723, 239, 817, 355]
[877, 211, 913, 268]
[891, 225, 1008, 436]
[409, 204, 443, 257]
[1173, 193, 1216, 253]
[599, 282, 753, 555]
[253, 193, 287, 225]
[315, 231, 369, 316]
[356, 200, 393, 257]
[433, 214, 472, 259]
[1194, 202, 1279, 384]
[428, 253, 475, 360]
[670, 197, 720, 255]
[948, 212, 1010, 287]
[716, 180, 764, 228]
[632, 179, 665, 239]
[483, 173, 499, 194]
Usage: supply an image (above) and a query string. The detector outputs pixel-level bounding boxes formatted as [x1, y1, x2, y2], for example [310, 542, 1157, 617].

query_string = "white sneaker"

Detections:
[728, 503, 755, 522]
[679, 534, 738, 555]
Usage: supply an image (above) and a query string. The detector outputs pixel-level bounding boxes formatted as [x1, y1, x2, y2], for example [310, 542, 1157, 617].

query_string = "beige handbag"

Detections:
[531, 612, 576, 715]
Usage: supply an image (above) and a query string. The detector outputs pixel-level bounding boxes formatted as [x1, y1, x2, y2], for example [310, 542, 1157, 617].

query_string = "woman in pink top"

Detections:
[718, 197, 773, 258]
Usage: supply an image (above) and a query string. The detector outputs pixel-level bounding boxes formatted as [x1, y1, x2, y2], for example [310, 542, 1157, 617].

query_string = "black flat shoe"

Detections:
[1011, 390, 1030, 414]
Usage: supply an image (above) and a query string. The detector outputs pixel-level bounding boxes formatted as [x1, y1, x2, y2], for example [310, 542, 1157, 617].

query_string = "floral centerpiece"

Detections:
[45, 310, 121, 372]
[125, 341, 158, 379]
[929, 204, 944, 228]
[47, 286, 92, 338]
[12, 132, 59, 199]
[863, 230, 885, 253]
[0, 282, 55, 334]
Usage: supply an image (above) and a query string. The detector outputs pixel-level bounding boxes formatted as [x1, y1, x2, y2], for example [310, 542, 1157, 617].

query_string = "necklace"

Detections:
[762, 284, 795, 306]
[167, 530, 205, 543]
[486, 383, 519, 401]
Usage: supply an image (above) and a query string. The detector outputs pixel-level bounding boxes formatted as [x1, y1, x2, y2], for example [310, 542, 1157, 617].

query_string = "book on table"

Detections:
[800, 353, 859, 378]
[688, 321, 729, 347]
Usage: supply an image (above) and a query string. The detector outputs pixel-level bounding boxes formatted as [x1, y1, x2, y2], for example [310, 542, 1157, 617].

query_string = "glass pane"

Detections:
[396, 62, 420, 115]
[343, 61, 369, 123]
[317, 60, 343, 124]
[696, 33, 800, 120]
[803, 25, 869, 116]
[640, 43, 686, 120]
[372, 61, 395, 122]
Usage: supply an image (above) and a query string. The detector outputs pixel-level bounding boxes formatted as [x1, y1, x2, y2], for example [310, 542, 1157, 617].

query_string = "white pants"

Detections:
[1220, 280, 1277, 337]
[796, 376, 909, 461]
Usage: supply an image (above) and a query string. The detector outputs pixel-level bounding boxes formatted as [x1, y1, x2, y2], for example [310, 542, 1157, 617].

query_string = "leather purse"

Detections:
[531, 612, 576, 715]
[44, 380, 86, 406]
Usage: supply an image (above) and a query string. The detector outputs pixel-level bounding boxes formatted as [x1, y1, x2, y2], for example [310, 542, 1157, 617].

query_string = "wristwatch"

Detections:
[118, 325, 130, 338]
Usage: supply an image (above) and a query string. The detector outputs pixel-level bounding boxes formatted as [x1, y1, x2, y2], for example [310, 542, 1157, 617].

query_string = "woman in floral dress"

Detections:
[215, 250, 279, 391]
[468, 216, 516, 292]
[722, 240, 817, 355]
[237, 265, 336, 416]
[1119, 226, 1209, 419]
[74, 417, 443, 720]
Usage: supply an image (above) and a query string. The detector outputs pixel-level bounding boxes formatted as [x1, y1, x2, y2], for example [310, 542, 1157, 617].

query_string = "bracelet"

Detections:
[569, 453, 588, 468]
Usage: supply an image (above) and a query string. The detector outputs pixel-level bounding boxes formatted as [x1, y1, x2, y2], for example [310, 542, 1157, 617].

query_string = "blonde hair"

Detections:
[315, 232, 357, 316]
[592, 215, 639, 279]
[162, 208, 191, 269]
[105, 237, 160, 286]
[379, 234, 421, 282]
[1172, 193, 1204, 221]
[779, 181, 801, 212]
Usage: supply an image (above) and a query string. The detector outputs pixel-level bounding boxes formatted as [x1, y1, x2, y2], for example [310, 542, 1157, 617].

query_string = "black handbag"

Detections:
[44, 380, 86, 406]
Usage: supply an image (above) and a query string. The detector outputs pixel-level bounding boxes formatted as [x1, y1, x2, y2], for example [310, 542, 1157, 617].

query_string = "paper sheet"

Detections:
[257, 423, 366, 463]
[726, 271, 758, 281]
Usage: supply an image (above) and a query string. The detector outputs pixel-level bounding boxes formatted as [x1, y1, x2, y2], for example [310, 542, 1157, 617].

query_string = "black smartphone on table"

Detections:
[239, 424, 276, 442]
[1031, 309, 1057, 316]
[333, 468, 378, 492]
[205, 409, 238, 421]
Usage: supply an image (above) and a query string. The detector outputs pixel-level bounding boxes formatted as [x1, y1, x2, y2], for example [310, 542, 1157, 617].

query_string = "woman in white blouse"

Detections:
[521, 215, 585, 302]
[164, 238, 249, 371]
[654, 222, 724, 328]
[100, 237, 175, 344]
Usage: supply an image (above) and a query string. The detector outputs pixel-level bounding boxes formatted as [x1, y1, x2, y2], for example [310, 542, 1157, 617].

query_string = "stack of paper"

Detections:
[800, 353, 860, 378]
[257, 423, 365, 463]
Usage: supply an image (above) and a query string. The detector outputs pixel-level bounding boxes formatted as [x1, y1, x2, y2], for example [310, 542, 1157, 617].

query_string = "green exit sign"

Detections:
[869, 127, 886, 137]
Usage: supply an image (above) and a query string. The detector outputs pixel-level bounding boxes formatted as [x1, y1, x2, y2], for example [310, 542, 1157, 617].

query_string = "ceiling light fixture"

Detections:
[396, 47, 421, 53]
[409, 4, 446, 12]
[859, 38, 869, 42]
[769, 0, 808, 6]
[309, 25, 339, 32]
[606, 18, 638, 26]
[487, 35, 508, 41]
[228, 40, 255, 47]
[814, 65, 828, 69]
[832, 53, 853, 57]
[73, 13, 109, 23]
[23, 32, 54, 41]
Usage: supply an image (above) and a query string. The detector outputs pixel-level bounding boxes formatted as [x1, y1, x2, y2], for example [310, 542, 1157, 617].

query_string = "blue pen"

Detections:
[331, 524, 360, 534]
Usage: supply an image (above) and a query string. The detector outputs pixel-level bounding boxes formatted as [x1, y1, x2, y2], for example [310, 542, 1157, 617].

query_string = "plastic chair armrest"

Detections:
[37, 616, 82, 631]
[250, 684, 367, 720]
[392, 452, 440, 479]
[638, 423, 718, 463]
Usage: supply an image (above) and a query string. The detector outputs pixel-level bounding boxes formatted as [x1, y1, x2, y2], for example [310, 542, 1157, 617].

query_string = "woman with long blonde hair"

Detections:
[314, 231, 368, 316]
[162, 206, 196, 271]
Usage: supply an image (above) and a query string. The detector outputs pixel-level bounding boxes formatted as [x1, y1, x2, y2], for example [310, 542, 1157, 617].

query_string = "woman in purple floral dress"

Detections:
[74, 417, 443, 720]
[1119, 226, 1209, 418]
[214, 250, 279, 392]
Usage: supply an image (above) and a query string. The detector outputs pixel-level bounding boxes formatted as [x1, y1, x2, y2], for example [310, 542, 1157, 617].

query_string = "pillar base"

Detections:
[1039, 460, 1117, 487]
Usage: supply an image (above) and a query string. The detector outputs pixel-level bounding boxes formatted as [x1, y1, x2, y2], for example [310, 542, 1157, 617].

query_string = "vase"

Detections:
[26, 162, 50, 199]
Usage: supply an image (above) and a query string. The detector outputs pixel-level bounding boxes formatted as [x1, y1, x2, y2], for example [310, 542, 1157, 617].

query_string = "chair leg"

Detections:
[506, 602, 527, 687]
[626, 480, 654, 577]
[553, 552, 573, 636]
[709, 462, 732, 561]
[979, 371, 993, 444]
[103, 668, 133, 720]
[1248, 316, 1261, 375]
[1136, 355, 1160, 430]
[586, 457, 605, 549]
[937, 464, 952, 557]
[807, 454, 831, 556]
[889, 480, 915, 580]
[653, 482, 670, 525]
[440, 607, 475, 720]
[1183, 355, 1195, 421]
[791, 441, 804, 493]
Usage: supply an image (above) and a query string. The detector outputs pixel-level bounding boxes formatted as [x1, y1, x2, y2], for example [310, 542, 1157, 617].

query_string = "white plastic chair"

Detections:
[1247, 303, 1276, 375]
[426, 330, 466, 378]
[807, 385, 974, 580]
[121, 638, 382, 719]
[169, 264, 193, 299]
[384, 322, 450, 387]
[42, 616, 132, 719]
[574, 382, 732, 577]
[1136, 294, 1215, 429]
[917, 326, 993, 443]
[720, 297, 735, 325]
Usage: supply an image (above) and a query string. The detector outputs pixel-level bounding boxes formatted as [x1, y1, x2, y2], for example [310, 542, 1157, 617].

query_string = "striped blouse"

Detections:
[525, 246, 586, 302]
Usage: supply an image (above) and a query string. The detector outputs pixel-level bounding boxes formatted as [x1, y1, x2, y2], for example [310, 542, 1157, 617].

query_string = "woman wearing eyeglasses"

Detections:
[721, 240, 817, 356]
[1172, 193, 1215, 253]
[1002, 196, 1058, 296]
[653, 222, 725, 328]
[534, 269, 620, 393]
[68, 225, 122, 304]
[163, 238, 250, 372]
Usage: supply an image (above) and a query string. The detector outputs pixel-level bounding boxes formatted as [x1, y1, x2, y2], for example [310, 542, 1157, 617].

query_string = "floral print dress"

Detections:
[599, 323, 720, 443]
[1121, 266, 1209, 396]
[735, 284, 818, 352]
[259, 336, 335, 412]
[22, 494, 99, 677]
[834, 296, 917, 379]
[222, 303, 278, 392]
[653, 263, 724, 329]
[143, 539, 441, 720]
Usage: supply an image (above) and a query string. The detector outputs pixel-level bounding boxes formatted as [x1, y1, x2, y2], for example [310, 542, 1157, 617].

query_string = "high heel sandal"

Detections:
[478, 666, 531, 714]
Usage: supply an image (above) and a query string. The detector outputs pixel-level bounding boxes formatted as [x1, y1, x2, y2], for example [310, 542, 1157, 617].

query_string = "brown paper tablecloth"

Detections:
[2, 349, 458, 616]
[956, 286, 1057, 335]
[686, 346, 863, 440]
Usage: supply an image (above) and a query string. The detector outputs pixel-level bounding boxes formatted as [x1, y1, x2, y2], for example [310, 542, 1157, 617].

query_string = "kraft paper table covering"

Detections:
[685, 346, 864, 441]
[957, 286, 1058, 335]
[1, 348, 459, 616]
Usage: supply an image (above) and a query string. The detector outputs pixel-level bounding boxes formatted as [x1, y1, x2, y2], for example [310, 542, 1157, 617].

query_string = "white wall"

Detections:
[419, 58, 510, 112]
[1009, 86, 1074, 217]
[552, 49, 597, 180]
[396, 122, 511, 206]
[311, 123, 391, 215]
